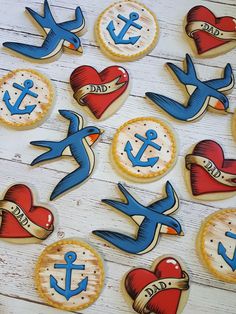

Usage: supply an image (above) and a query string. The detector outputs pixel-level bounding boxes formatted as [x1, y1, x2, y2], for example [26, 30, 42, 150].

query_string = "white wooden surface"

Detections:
[0, 0, 236, 313]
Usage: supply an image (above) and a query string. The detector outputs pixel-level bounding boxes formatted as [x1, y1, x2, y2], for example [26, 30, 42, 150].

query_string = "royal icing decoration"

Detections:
[93, 182, 183, 255]
[186, 6, 236, 57]
[197, 209, 236, 283]
[3, 0, 85, 60]
[0, 69, 54, 128]
[35, 239, 104, 311]
[125, 256, 190, 314]
[70, 65, 129, 120]
[185, 140, 236, 200]
[31, 110, 102, 200]
[96, 1, 158, 61]
[112, 117, 177, 181]
[0, 184, 54, 243]
[146, 54, 234, 122]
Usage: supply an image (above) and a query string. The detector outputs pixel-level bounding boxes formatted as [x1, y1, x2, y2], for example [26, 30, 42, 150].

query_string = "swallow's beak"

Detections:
[179, 231, 184, 236]
[77, 46, 83, 53]
[100, 129, 105, 134]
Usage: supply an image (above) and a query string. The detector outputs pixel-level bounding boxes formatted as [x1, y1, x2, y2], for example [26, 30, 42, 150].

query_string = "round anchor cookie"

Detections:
[96, 1, 159, 61]
[112, 117, 177, 181]
[0, 69, 54, 128]
[35, 239, 105, 311]
[197, 209, 236, 283]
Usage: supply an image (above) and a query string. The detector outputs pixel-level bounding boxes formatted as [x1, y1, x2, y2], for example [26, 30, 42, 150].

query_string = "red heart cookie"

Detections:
[125, 257, 189, 314]
[186, 6, 236, 55]
[186, 140, 236, 198]
[0, 184, 54, 239]
[70, 66, 129, 119]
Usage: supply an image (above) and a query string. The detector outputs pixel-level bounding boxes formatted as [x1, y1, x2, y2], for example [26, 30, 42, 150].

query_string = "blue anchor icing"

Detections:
[218, 231, 236, 272]
[93, 181, 183, 255]
[3, 79, 38, 115]
[50, 251, 88, 301]
[124, 129, 162, 167]
[3, 0, 85, 60]
[107, 12, 142, 45]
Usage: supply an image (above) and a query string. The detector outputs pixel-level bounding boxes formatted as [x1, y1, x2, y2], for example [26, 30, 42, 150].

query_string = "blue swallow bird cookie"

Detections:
[31, 110, 102, 200]
[93, 181, 183, 255]
[3, 0, 86, 61]
[146, 54, 234, 122]
[96, 1, 159, 61]
[0, 69, 54, 128]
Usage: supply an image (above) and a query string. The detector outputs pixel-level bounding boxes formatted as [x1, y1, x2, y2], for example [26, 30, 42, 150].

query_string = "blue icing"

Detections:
[93, 181, 183, 255]
[3, 79, 38, 115]
[50, 251, 88, 301]
[218, 231, 236, 272]
[146, 54, 233, 122]
[3, 0, 85, 60]
[30, 110, 101, 201]
[124, 129, 162, 167]
[107, 12, 142, 45]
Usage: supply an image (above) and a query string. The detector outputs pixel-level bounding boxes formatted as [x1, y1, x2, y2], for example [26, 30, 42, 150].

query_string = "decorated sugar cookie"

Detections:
[111, 117, 177, 181]
[124, 256, 190, 314]
[96, 1, 159, 61]
[0, 69, 54, 128]
[185, 6, 236, 57]
[197, 209, 236, 283]
[0, 184, 54, 243]
[93, 182, 183, 255]
[70, 65, 130, 120]
[35, 239, 104, 311]
[146, 54, 234, 122]
[185, 140, 236, 201]
[31, 110, 102, 200]
[3, 0, 86, 61]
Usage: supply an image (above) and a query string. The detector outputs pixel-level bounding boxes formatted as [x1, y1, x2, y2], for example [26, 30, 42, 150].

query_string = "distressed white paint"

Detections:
[0, 0, 236, 313]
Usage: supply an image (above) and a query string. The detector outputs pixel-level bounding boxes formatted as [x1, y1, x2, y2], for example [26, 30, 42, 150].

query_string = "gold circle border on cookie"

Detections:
[95, 1, 159, 61]
[35, 239, 105, 312]
[197, 208, 236, 283]
[0, 69, 54, 128]
[112, 117, 177, 181]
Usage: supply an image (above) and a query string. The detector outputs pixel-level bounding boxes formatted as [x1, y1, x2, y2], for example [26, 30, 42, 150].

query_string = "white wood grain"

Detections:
[0, 0, 236, 313]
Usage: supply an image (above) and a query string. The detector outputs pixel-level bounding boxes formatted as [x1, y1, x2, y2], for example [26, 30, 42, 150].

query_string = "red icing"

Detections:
[186, 6, 236, 54]
[70, 65, 129, 119]
[0, 185, 54, 238]
[125, 257, 184, 314]
[190, 140, 236, 196]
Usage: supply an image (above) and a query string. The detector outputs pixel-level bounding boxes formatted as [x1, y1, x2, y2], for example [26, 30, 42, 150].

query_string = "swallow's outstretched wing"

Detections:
[59, 7, 85, 33]
[30, 140, 64, 165]
[93, 218, 161, 255]
[146, 88, 208, 121]
[3, 30, 62, 60]
[59, 110, 83, 135]
[149, 181, 179, 214]
[50, 162, 89, 201]
[167, 54, 198, 86]
[204, 63, 235, 92]
[26, 0, 56, 30]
